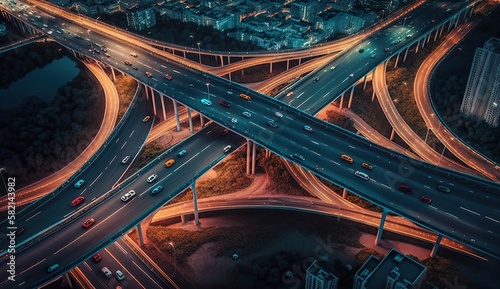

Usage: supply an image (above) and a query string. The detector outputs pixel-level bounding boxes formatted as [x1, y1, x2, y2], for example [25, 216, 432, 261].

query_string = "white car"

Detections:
[242, 111, 251, 118]
[274, 111, 283, 118]
[223, 145, 231, 153]
[121, 190, 136, 202]
[349, 74, 354, 78]
[354, 171, 369, 181]
[201, 99, 212, 106]
[304, 125, 314, 133]
[147, 174, 158, 183]
[115, 270, 125, 280]
[231, 118, 237, 123]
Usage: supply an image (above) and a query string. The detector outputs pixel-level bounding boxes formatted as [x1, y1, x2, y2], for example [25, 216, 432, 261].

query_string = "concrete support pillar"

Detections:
[150, 88, 157, 117]
[63, 273, 74, 288]
[421, 36, 426, 48]
[298, 58, 302, 65]
[72, 50, 77, 58]
[363, 74, 368, 90]
[160, 93, 167, 121]
[347, 85, 355, 109]
[200, 114, 205, 127]
[394, 51, 400, 68]
[415, 39, 420, 53]
[287, 59, 290, 70]
[339, 94, 344, 109]
[246, 139, 251, 175]
[219, 55, 224, 66]
[454, 17, 459, 29]
[430, 234, 443, 258]
[438, 25, 445, 37]
[144, 83, 149, 100]
[110, 66, 116, 82]
[374, 208, 389, 245]
[180, 215, 186, 224]
[266, 149, 271, 158]
[172, 99, 181, 131]
[191, 182, 201, 226]
[270, 62, 273, 74]
[371, 89, 376, 102]
[402, 46, 409, 63]
[433, 28, 439, 41]
[251, 141, 257, 174]
[426, 32, 431, 44]
[390, 128, 395, 141]
[182, 50, 186, 59]
[187, 107, 194, 133]
[342, 188, 347, 199]
[137, 222, 145, 246]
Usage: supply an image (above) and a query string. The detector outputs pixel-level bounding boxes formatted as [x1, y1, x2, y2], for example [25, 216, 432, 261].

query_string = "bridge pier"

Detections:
[389, 128, 395, 141]
[191, 182, 201, 226]
[160, 93, 167, 121]
[430, 234, 443, 258]
[172, 99, 181, 131]
[371, 88, 376, 102]
[144, 83, 149, 100]
[246, 139, 251, 175]
[339, 93, 344, 109]
[363, 74, 368, 90]
[180, 215, 186, 223]
[342, 188, 347, 199]
[187, 107, 194, 133]
[270, 61, 273, 74]
[200, 114, 205, 127]
[374, 208, 389, 245]
[110, 66, 116, 82]
[137, 222, 146, 246]
[150, 87, 157, 117]
[402, 46, 409, 63]
[252, 141, 257, 174]
[63, 272, 74, 288]
[347, 85, 355, 108]
[394, 51, 400, 68]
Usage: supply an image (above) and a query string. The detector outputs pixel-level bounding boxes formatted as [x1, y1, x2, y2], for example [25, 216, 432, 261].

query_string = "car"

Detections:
[121, 190, 136, 202]
[130, 52, 138, 57]
[115, 270, 125, 280]
[361, 162, 373, 170]
[268, 120, 278, 128]
[406, 34, 413, 39]
[286, 91, 294, 97]
[304, 125, 313, 133]
[142, 115, 151, 122]
[164, 159, 175, 167]
[358, 48, 364, 53]
[349, 73, 354, 78]
[340, 154, 353, 164]
[354, 171, 370, 181]
[223, 145, 231, 152]
[104, 53, 110, 57]
[436, 185, 450, 193]
[124, 60, 132, 66]
[384, 47, 390, 52]
[101, 267, 112, 278]
[92, 253, 102, 262]
[121, 156, 130, 164]
[177, 149, 187, 157]
[221, 128, 229, 136]
[115, 286, 123, 289]
[231, 118, 237, 124]
[274, 111, 283, 118]
[47, 264, 60, 273]
[164, 73, 172, 80]
[370, 54, 375, 58]
[313, 77, 320, 83]
[242, 111, 251, 118]
[145, 71, 153, 78]
[240, 93, 251, 100]
[330, 66, 336, 70]
[82, 218, 95, 228]
[201, 99, 212, 106]
[151, 185, 163, 195]
[189, 83, 195, 88]
[420, 195, 432, 204]
[147, 174, 158, 183]
[227, 87, 233, 94]
[293, 154, 305, 161]
[398, 184, 413, 194]
[74, 179, 85, 188]
[70, 196, 85, 207]
[219, 99, 231, 108]
[93, 49, 100, 54]
[132, 67, 138, 70]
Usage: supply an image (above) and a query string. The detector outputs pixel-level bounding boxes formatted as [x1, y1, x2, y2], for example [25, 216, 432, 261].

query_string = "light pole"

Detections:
[95, 16, 100, 27]
[403, 16, 410, 27]
[196, 42, 201, 64]
[87, 29, 94, 54]
[169, 242, 177, 276]
[206, 83, 210, 100]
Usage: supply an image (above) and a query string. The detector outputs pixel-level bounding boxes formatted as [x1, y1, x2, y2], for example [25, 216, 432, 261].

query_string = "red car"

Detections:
[221, 128, 229, 136]
[70, 196, 85, 207]
[164, 73, 172, 80]
[420, 195, 432, 204]
[82, 218, 95, 228]
[92, 253, 102, 262]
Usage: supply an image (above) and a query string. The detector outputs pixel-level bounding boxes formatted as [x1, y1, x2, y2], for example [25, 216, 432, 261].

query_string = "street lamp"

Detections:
[169, 242, 177, 276]
[196, 42, 201, 64]
[403, 17, 410, 27]
[87, 29, 94, 54]
[95, 16, 100, 26]
[206, 83, 210, 100]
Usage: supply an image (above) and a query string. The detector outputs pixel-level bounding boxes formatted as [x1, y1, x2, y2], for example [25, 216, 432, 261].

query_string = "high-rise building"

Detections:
[126, 7, 156, 31]
[290, 1, 317, 23]
[353, 249, 426, 289]
[461, 37, 500, 127]
[306, 260, 339, 289]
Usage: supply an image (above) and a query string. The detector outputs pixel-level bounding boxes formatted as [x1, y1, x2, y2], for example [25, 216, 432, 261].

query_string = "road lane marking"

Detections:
[460, 206, 480, 216]
[485, 216, 499, 223]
